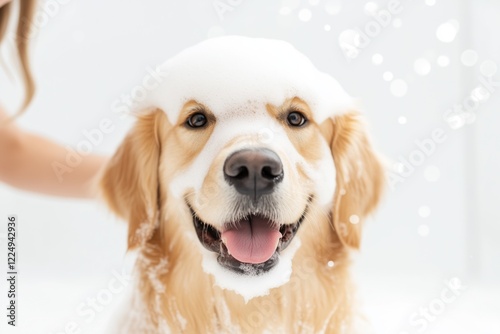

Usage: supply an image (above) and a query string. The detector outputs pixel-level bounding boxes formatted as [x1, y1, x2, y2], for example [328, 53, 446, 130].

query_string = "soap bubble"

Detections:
[364, 2, 379, 16]
[418, 206, 431, 218]
[338, 29, 361, 59]
[480, 60, 498, 76]
[414, 58, 431, 76]
[383, 71, 394, 81]
[461, 49, 478, 67]
[418, 225, 430, 237]
[325, 0, 342, 15]
[349, 215, 360, 224]
[372, 53, 384, 65]
[436, 20, 459, 43]
[393, 162, 404, 174]
[298, 8, 312, 22]
[390, 79, 408, 97]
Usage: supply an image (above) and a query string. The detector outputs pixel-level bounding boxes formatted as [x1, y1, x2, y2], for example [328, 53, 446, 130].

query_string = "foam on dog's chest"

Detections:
[201, 237, 302, 302]
[139, 36, 355, 124]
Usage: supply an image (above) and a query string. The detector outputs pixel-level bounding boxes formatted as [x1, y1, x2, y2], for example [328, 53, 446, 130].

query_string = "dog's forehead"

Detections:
[140, 36, 355, 122]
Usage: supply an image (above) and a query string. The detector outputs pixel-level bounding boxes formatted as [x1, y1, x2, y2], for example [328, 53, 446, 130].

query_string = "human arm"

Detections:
[0, 107, 107, 198]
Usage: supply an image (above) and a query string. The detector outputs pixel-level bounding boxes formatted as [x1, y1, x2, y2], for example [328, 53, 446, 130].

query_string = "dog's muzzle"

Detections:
[223, 148, 284, 200]
[188, 148, 307, 275]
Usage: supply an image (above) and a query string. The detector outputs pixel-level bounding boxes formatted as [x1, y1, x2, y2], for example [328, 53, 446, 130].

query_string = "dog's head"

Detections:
[101, 37, 383, 293]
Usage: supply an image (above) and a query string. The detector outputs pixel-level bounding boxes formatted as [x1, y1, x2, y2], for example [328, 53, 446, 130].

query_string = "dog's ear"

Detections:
[101, 108, 170, 249]
[320, 112, 384, 249]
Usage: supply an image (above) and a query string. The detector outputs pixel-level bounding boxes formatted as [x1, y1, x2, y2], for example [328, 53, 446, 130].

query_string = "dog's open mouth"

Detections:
[189, 206, 305, 275]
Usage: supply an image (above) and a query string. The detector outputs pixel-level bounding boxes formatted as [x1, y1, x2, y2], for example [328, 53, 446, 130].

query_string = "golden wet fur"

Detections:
[101, 102, 384, 333]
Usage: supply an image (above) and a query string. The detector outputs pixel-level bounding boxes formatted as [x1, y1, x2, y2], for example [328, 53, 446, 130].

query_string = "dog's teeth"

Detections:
[221, 237, 231, 255]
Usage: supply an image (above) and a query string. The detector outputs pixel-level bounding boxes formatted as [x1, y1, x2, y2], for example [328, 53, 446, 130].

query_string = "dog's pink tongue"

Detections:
[222, 216, 281, 264]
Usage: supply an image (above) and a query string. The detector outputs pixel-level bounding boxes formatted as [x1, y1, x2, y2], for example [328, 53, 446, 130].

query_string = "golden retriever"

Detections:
[101, 36, 384, 333]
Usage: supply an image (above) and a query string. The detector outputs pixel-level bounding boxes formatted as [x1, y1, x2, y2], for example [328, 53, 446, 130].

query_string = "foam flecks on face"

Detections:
[139, 36, 355, 123]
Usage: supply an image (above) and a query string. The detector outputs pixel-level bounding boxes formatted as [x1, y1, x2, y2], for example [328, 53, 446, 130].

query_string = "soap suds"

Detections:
[138, 36, 355, 125]
[202, 238, 301, 303]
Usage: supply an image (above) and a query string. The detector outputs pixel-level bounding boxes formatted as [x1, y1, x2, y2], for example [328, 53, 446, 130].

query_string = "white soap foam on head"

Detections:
[201, 237, 302, 303]
[140, 36, 355, 124]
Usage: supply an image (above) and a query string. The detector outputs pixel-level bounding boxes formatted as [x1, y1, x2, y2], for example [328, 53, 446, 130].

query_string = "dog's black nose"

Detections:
[224, 149, 284, 198]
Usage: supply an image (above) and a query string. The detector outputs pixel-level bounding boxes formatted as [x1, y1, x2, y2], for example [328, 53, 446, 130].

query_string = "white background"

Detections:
[0, 0, 499, 333]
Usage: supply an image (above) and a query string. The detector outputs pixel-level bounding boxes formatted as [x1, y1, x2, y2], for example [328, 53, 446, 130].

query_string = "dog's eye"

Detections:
[287, 111, 307, 127]
[187, 113, 207, 128]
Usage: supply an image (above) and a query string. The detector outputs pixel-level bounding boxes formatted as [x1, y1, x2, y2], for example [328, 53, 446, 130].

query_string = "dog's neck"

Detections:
[127, 210, 355, 334]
